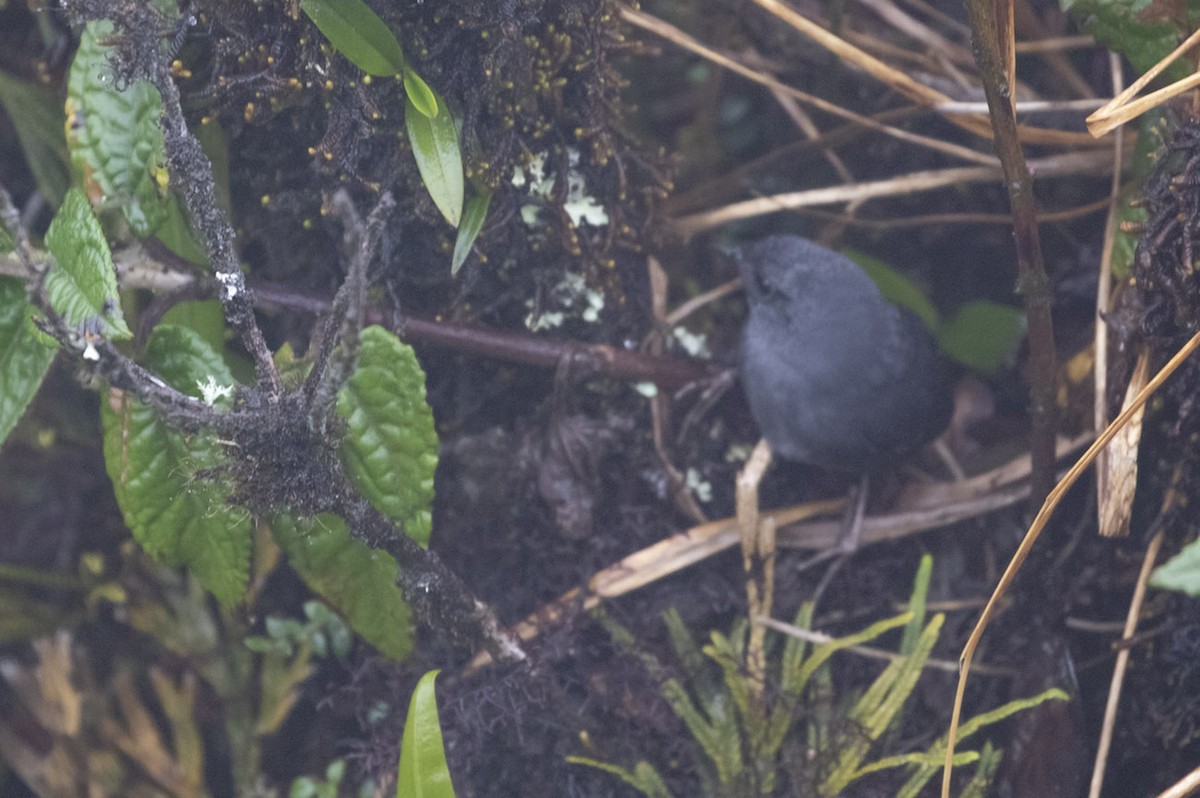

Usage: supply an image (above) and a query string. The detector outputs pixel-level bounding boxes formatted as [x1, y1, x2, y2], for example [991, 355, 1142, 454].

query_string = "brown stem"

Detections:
[250, 281, 718, 390]
[964, 0, 1058, 504]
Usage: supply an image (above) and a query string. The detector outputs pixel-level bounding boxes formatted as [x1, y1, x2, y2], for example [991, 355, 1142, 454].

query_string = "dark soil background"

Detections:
[3, 0, 1200, 796]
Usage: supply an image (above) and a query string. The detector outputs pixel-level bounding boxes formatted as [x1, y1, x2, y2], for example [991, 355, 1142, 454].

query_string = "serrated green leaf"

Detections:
[403, 70, 438, 118]
[451, 188, 491, 275]
[101, 325, 248, 604]
[44, 188, 132, 339]
[272, 513, 413, 661]
[397, 670, 455, 798]
[937, 300, 1026, 374]
[300, 0, 406, 76]
[1151, 538, 1200, 595]
[0, 72, 70, 207]
[406, 92, 464, 227]
[0, 277, 57, 448]
[336, 325, 438, 545]
[66, 20, 172, 236]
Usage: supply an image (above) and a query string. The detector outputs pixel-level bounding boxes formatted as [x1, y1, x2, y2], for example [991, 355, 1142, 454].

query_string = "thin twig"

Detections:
[1088, 529, 1164, 798]
[964, 0, 1058, 503]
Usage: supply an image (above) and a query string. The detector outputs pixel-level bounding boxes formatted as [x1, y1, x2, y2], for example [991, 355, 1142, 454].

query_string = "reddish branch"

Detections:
[964, 0, 1059, 503]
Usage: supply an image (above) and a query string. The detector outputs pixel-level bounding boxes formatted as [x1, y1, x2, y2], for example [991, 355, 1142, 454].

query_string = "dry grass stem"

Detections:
[1088, 529, 1165, 797]
[618, 5, 1001, 166]
[942, 328, 1200, 797]
[1087, 25, 1200, 136]
[673, 148, 1118, 237]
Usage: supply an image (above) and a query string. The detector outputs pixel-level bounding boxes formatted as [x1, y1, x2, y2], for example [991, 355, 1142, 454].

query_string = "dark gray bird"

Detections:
[737, 235, 953, 473]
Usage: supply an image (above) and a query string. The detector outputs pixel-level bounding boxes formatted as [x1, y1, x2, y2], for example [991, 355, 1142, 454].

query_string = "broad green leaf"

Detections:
[1151, 538, 1200, 595]
[397, 670, 455, 798]
[272, 513, 413, 661]
[0, 72, 70, 207]
[336, 326, 438, 545]
[403, 70, 438, 118]
[848, 250, 940, 331]
[0, 277, 57, 448]
[1061, 0, 1198, 78]
[67, 20, 171, 236]
[451, 188, 492, 275]
[101, 325, 249, 604]
[937, 300, 1026, 375]
[44, 188, 132, 339]
[406, 92, 464, 227]
[300, 0, 406, 76]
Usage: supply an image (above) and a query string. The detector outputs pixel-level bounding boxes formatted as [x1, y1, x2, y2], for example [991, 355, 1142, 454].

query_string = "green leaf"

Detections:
[566, 757, 672, 798]
[1151, 538, 1200, 595]
[0, 277, 57, 448]
[272, 513, 413, 660]
[936, 300, 1026, 375]
[44, 188, 132, 339]
[0, 72, 71, 207]
[1061, 0, 1199, 78]
[848, 251, 940, 331]
[66, 20, 172, 236]
[299, 0, 406, 76]
[403, 70, 439, 118]
[336, 326, 438, 545]
[100, 325, 249, 604]
[406, 92, 464, 227]
[397, 671, 455, 798]
[450, 188, 491, 275]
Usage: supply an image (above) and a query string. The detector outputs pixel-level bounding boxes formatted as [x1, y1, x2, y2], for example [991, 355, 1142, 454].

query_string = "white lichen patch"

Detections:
[511, 149, 608, 229]
[216, 271, 240, 300]
[525, 271, 606, 330]
[685, 467, 713, 504]
[197, 375, 234, 406]
[671, 326, 710, 358]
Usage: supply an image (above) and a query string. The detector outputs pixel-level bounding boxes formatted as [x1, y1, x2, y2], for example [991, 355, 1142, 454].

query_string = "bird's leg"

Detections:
[810, 473, 869, 607]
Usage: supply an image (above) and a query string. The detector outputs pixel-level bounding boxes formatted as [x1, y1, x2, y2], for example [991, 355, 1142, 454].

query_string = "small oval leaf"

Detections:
[936, 300, 1027, 375]
[403, 70, 439, 118]
[44, 188, 132, 339]
[406, 92, 464, 227]
[451, 188, 492, 275]
[397, 670, 455, 798]
[300, 0, 406, 76]
[336, 325, 438, 545]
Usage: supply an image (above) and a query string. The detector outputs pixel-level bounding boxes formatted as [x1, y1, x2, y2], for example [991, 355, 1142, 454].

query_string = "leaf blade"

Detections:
[66, 20, 172, 236]
[336, 325, 438, 546]
[406, 93, 464, 227]
[450, 188, 492, 275]
[299, 0, 406, 76]
[100, 325, 248, 604]
[397, 670, 455, 798]
[0, 277, 57, 448]
[44, 188, 132, 339]
[272, 513, 413, 660]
